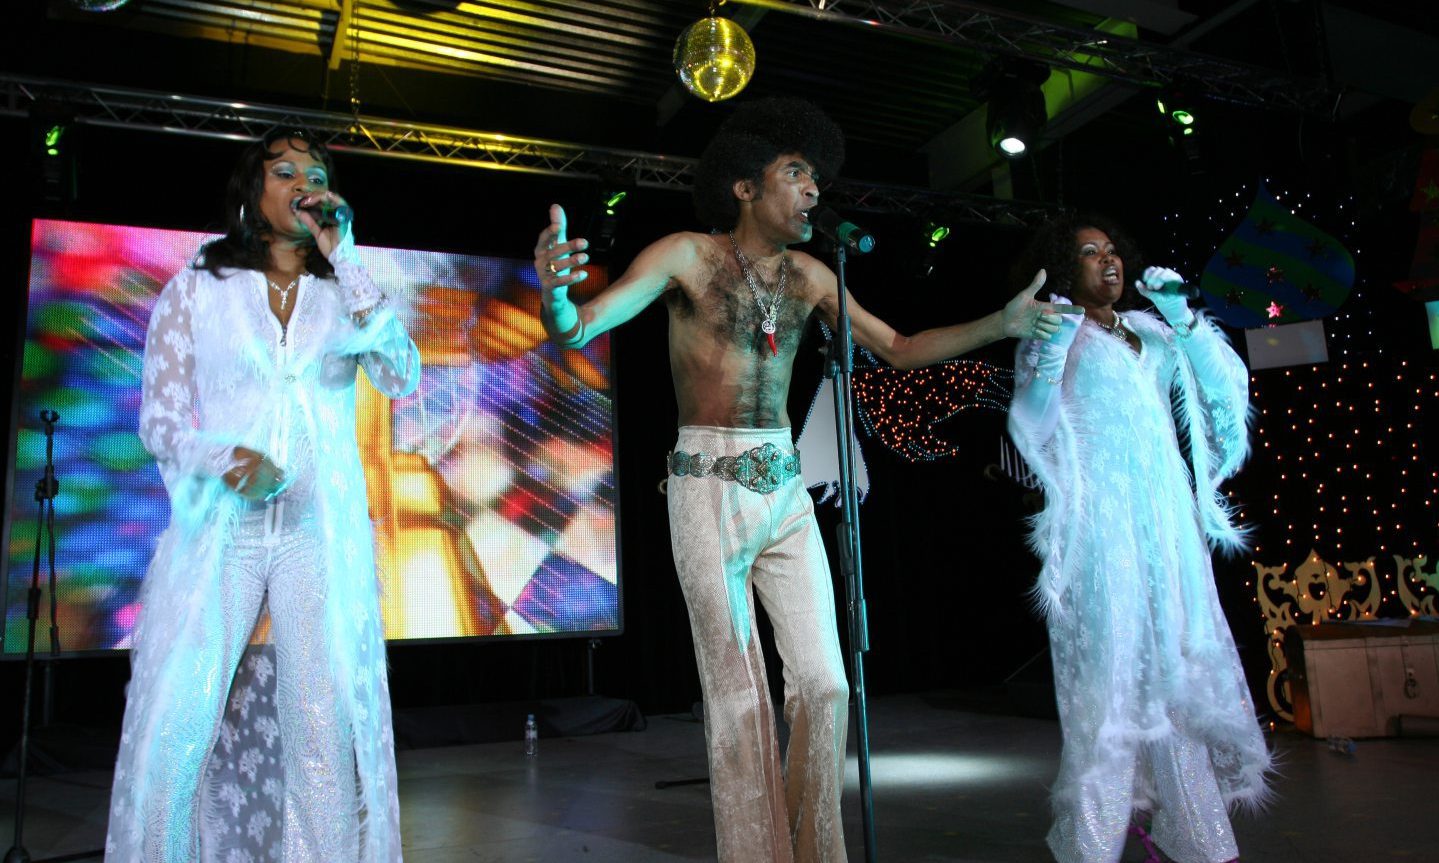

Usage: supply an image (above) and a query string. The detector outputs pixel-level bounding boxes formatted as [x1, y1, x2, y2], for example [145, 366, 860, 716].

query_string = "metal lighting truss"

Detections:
[0, 73, 1062, 226]
[730, 0, 1332, 112]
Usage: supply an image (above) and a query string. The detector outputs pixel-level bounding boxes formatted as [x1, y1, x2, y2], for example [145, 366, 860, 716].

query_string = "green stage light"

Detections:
[44, 125, 64, 153]
[1171, 109, 1196, 126]
[604, 190, 628, 215]
[927, 224, 951, 248]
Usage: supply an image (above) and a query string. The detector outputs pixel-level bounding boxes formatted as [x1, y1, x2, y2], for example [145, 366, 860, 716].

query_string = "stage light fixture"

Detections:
[70, 0, 134, 10]
[43, 125, 65, 158]
[918, 221, 953, 278]
[673, 7, 755, 103]
[1158, 86, 1203, 171]
[32, 110, 78, 204]
[976, 59, 1049, 160]
[590, 186, 631, 253]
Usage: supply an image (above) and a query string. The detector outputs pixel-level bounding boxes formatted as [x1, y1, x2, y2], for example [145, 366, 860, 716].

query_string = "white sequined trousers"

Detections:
[112, 509, 359, 862]
[667, 426, 850, 863]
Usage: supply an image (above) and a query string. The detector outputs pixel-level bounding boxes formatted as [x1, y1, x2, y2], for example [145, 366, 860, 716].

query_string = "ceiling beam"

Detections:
[727, 0, 1331, 111]
[0, 73, 1062, 226]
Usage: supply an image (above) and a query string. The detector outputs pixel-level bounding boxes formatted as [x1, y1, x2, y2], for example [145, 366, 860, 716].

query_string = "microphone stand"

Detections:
[6, 409, 61, 863]
[824, 243, 878, 863]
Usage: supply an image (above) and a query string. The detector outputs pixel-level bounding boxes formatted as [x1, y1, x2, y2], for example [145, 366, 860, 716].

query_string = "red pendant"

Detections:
[766, 332, 777, 356]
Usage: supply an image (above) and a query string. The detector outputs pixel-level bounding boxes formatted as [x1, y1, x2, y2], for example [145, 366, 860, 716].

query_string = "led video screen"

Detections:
[3, 220, 619, 655]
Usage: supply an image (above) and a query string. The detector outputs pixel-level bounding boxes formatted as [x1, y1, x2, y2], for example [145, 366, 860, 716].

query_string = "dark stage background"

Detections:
[1, 1, 1436, 760]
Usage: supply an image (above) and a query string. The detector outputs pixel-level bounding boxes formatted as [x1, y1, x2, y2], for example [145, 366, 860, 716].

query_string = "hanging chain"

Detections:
[348, 1, 362, 134]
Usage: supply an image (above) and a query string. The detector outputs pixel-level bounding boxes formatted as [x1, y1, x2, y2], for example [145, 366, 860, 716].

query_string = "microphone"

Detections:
[292, 199, 352, 227]
[1141, 281, 1200, 300]
[1138, 267, 1199, 299]
[1159, 284, 1201, 299]
[809, 206, 876, 255]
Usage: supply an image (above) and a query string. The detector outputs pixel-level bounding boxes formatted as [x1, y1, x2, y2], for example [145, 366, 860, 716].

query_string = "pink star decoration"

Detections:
[1266, 301, 1284, 319]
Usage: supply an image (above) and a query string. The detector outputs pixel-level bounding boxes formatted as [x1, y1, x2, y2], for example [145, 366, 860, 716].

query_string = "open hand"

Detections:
[1002, 269, 1085, 341]
[534, 204, 591, 305]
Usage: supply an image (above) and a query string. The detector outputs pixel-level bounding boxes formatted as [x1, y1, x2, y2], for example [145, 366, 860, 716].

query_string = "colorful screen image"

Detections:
[3, 220, 619, 655]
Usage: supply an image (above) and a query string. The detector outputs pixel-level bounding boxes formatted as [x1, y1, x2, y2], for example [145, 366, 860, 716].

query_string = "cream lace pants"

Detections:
[667, 426, 850, 863]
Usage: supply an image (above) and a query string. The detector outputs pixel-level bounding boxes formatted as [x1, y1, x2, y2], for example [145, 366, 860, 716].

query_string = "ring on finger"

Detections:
[547, 261, 560, 275]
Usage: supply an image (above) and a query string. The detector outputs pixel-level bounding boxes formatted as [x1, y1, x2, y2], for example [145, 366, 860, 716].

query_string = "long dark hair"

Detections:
[1016, 212, 1146, 310]
[692, 97, 845, 231]
[196, 129, 337, 278]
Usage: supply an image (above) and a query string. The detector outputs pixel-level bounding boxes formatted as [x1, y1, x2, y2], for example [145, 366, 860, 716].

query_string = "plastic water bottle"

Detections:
[524, 713, 538, 757]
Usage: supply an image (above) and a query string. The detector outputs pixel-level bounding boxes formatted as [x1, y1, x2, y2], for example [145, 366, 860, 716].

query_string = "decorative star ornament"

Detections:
[1256, 217, 1278, 235]
[1266, 265, 1286, 285]
[1305, 237, 1330, 259]
[1225, 250, 1245, 268]
[1302, 282, 1322, 302]
[1266, 301, 1284, 319]
[1225, 288, 1243, 307]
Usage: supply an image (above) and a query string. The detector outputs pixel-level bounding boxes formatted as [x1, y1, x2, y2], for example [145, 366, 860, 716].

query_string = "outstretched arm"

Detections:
[816, 267, 1082, 369]
[533, 204, 693, 349]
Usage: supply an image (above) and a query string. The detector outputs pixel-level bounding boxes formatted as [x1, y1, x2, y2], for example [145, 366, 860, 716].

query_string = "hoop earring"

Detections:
[238, 204, 247, 223]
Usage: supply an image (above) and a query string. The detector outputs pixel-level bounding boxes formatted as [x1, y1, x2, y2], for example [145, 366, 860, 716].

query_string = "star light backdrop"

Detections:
[1164, 182, 1439, 720]
[2, 219, 620, 656]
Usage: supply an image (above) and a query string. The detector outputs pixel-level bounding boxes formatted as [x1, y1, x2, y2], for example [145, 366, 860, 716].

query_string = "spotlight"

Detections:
[32, 108, 78, 204]
[43, 124, 65, 158]
[1157, 86, 1203, 171]
[70, 0, 134, 10]
[975, 59, 1050, 160]
[588, 186, 631, 253]
[918, 221, 952, 278]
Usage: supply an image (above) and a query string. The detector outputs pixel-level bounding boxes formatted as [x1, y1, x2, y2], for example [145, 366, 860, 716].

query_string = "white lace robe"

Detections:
[1008, 309, 1270, 861]
[105, 260, 420, 862]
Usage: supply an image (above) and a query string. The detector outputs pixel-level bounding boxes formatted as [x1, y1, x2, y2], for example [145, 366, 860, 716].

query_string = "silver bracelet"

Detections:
[1172, 315, 1197, 339]
[351, 294, 389, 327]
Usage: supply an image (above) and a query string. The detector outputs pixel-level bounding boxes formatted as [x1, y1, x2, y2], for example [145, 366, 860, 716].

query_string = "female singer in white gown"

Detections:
[105, 130, 420, 862]
[1007, 216, 1270, 863]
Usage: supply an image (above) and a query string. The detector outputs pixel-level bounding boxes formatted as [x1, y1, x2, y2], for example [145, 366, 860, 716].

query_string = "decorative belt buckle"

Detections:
[668, 443, 799, 493]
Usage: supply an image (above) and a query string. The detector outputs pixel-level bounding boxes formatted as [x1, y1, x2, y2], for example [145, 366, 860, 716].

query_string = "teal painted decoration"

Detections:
[1198, 185, 1354, 328]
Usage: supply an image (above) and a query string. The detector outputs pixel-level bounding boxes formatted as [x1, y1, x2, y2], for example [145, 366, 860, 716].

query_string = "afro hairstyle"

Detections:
[692, 97, 845, 230]
[1014, 211, 1147, 311]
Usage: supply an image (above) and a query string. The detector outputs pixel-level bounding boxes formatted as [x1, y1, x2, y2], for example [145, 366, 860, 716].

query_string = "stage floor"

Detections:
[2, 692, 1431, 862]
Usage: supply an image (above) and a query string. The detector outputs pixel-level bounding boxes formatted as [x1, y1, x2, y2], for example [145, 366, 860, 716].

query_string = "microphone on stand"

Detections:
[292, 199, 353, 227]
[810, 206, 877, 255]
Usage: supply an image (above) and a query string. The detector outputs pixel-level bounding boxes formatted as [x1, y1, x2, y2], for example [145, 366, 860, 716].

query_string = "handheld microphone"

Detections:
[809, 206, 876, 255]
[1158, 284, 1201, 299]
[1142, 281, 1200, 300]
[292, 199, 352, 227]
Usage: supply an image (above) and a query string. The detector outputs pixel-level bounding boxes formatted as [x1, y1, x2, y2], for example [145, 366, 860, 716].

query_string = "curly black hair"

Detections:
[196, 129, 337, 279]
[692, 97, 845, 230]
[1015, 211, 1146, 310]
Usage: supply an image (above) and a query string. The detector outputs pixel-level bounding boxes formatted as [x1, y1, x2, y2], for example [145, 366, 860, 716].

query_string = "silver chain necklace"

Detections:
[268, 275, 299, 312]
[728, 232, 789, 356]
[1100, 311, 1127, 342]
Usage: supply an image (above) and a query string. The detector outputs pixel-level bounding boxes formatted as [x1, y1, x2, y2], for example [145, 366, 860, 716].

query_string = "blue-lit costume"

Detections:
[104, 250, 419, 862]
[1008, 307, 1270, 863]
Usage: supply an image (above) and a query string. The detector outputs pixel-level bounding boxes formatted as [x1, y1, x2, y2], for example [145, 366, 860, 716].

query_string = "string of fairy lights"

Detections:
[1164, 179, 1439, 719]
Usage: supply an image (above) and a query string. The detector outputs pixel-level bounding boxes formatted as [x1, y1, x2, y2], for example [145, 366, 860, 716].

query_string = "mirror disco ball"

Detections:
[71, 0, 134, 10]
[673, 17, 756, 103]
